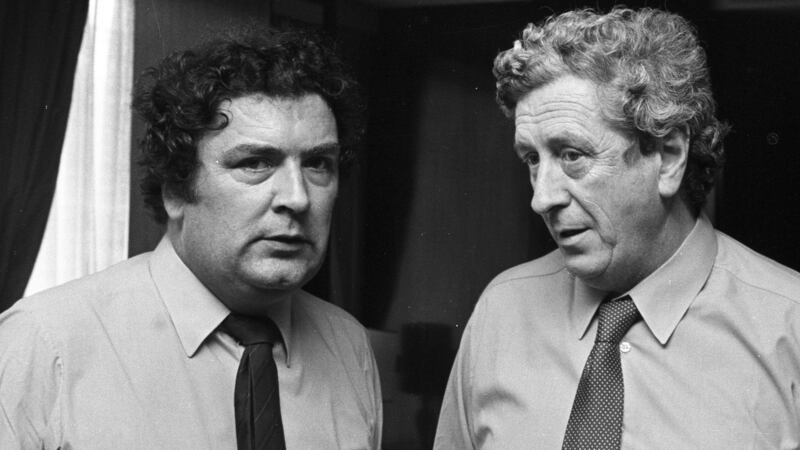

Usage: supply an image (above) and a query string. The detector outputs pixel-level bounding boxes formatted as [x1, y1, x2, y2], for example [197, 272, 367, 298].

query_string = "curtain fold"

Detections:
[25, 0, 134, 296]
[0, 0, 89, 312]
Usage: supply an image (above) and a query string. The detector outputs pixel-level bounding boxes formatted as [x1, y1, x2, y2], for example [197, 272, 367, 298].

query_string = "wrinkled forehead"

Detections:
[513, 75, 632, 138]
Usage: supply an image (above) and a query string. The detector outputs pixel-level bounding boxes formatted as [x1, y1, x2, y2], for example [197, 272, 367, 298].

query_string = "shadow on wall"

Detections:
[370, 322, 455, 450]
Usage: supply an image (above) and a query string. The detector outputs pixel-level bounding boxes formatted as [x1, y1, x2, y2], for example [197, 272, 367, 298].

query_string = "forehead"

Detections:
[202, 93, 338, 150]
[513, 76, 607, 146]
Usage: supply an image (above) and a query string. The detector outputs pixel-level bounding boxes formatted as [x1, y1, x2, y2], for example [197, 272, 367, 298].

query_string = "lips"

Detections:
[553, 227, 590, 244]
[257, 234, 314, 254]
[264, 234, 312, 245]
[559, 229, 586, 239]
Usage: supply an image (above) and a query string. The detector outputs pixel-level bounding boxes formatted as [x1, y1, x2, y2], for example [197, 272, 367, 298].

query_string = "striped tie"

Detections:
[562, 295, 641, 449]
[223, 314, 287, 450]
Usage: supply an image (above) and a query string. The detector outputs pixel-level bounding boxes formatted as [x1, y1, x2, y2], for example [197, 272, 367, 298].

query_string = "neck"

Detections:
[164, 225, 294, 319]
[636, 199, 697, 289]
[661, 199, 697, 255]
[591, 199, 698, 294]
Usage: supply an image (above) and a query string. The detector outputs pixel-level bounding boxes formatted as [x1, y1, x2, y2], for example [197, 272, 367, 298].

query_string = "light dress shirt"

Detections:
[434, 215, 800, 449]
[0, 237, 382, 449]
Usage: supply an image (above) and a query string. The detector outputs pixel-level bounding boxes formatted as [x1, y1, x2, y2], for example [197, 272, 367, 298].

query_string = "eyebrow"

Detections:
[514, 131, 595, 154]
[226, 142, 341, 156]
[546, 131, 594, 150]
[304, 142, 341, 156]
[513, 141, 533, 155]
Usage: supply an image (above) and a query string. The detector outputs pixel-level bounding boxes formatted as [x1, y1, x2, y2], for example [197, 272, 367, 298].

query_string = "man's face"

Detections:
[166, 93, 339, 310]
[514, 76, 666, 291]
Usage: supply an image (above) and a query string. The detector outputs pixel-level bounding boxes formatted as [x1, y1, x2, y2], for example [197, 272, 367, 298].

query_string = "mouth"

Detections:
[556, 228, 589, 241]
[263, 235, 313, 247]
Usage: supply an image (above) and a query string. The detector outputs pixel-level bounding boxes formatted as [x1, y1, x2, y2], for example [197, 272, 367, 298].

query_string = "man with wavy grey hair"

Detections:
[435, 7, 800, 449]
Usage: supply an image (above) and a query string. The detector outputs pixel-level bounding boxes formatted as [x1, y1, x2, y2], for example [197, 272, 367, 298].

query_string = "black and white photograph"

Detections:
[2, 0, 800, 448]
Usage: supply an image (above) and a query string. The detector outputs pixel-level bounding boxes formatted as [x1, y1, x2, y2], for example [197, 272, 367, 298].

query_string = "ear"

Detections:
[162, 186, 186, 223]
[657, 126, 690, 198]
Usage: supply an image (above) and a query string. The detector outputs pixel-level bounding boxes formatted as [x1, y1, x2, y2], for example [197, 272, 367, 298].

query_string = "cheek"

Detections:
[189, 199, 239, 235]
[591, 183, 659, 247]
[208, 186, 271, 228]
[576, 188, 621, 247]
[312, 188, 338, 220]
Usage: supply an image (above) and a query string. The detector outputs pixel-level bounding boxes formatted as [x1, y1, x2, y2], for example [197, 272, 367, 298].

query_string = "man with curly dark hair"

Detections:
[0, 29, 382, 449]
[436, 7, 800, 449]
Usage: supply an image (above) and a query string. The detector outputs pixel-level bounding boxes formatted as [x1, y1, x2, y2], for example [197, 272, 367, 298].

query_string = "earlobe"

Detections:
[657, 126, 690, 198]
[162, 187, 185, 222]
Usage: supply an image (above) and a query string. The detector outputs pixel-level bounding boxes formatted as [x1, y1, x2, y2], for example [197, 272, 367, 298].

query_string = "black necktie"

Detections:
[222, 314, 287, 450]
[562, 295, 641, 450]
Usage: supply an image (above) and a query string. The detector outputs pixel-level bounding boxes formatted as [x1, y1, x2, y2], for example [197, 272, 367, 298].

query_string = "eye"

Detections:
[521, 152, 540, 167]
[236, 157, 274, 171]
[561, 148, 583, 163]
[304, 156, 337, 173]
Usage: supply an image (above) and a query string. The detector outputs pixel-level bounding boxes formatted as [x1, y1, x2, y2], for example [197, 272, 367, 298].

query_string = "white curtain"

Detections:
[25, 0, 134, 296]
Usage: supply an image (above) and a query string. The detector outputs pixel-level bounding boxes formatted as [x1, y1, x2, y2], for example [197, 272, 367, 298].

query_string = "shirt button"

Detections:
[619, 342, 632, 353]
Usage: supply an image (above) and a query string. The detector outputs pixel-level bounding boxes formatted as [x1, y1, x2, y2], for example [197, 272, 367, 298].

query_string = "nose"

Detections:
[271, 162, 310, 214]
[530, 160, 570, 215]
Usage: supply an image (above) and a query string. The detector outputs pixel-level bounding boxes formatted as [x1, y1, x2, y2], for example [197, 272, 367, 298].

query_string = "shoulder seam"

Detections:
[8, 307, 64, 435]
[14, 307, 62, 362]
[714, 263, 800, 305]
[486, 266, 567, 290]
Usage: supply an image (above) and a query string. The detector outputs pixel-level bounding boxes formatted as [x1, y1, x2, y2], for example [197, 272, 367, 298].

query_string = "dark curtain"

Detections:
[0, 0, 88, 312]
[359, 4, 552, 333]
[712, 11, 800, 271]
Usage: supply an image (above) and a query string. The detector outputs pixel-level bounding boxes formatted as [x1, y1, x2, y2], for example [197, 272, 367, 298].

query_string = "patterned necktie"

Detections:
[562, 295, 641, 450]
[222, 314, 287, 450]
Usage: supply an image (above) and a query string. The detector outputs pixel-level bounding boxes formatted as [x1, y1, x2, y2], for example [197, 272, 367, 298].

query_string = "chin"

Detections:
[243, 259, 321, 292]
[563, 254, 611, 286]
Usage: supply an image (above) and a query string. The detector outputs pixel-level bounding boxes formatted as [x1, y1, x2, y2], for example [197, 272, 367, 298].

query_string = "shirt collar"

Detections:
[571, 214, 717, 344]
[263, 294, 293, 367]
[630, 214, 716, 344]
[571, 274, 607, 340]
[148, 236, 294, 365]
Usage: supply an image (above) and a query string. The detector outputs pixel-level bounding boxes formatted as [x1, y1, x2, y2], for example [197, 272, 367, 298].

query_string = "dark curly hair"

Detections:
[133, 28, 364, 223]
[493, 7, 728, 214]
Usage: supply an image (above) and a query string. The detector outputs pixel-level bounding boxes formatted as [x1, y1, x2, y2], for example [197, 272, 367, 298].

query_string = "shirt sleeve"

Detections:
[363, 336, 383, 450]
[0, 305, 63, 449]
[433, 300, 484, 450]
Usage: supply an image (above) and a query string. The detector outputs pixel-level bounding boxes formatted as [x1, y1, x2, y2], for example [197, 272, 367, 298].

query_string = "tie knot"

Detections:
[595, 295, 641, 344]
[222, 314, 283, 346]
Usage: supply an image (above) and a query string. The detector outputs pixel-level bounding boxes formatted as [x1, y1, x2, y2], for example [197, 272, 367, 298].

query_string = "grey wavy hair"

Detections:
[493, 7, 728, 213]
